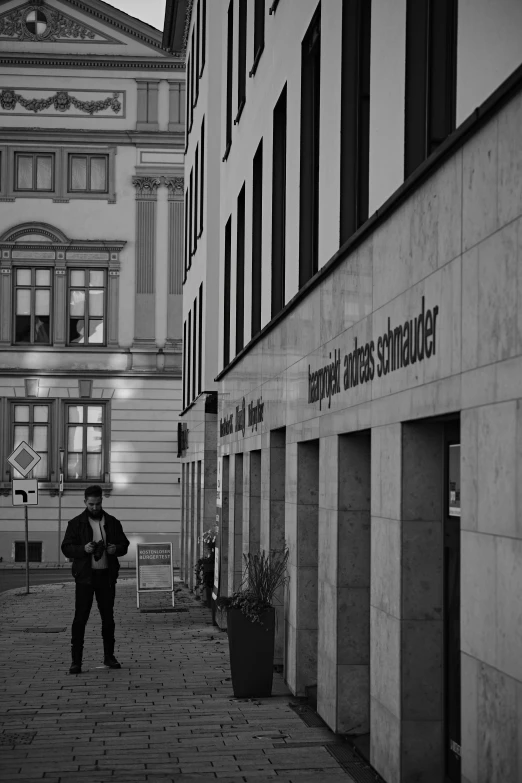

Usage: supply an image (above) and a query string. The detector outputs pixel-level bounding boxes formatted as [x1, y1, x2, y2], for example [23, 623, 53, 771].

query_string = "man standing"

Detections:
[61, 486, 130, 674]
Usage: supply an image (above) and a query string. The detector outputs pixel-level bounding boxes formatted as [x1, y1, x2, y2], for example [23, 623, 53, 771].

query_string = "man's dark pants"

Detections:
[71, 570, 116, 659]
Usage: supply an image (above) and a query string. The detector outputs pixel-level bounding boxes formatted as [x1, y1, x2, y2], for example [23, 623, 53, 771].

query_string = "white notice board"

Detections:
[136, 542, 174, 609]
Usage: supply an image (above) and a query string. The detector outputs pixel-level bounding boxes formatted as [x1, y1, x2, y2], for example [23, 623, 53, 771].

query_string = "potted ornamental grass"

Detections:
[223, 548, 289, 698]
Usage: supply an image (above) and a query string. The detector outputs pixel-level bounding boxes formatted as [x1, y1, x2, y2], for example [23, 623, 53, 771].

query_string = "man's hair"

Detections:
[84, 485, 103, 500]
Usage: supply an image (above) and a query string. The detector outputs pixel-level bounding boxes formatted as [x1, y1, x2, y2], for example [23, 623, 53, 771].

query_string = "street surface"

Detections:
[0, 568, 137, 594]
[0, 580, 361, 782]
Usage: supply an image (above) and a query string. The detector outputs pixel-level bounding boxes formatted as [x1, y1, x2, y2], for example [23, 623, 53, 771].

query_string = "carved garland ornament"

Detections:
[0, 89, 122, 115]
[0, 3, 96, 42]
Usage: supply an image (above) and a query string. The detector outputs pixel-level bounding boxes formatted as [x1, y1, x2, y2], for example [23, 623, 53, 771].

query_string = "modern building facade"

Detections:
[163, 0, 222, 591]
[167, 0, 522, 781]
[0, 0, 185, 565]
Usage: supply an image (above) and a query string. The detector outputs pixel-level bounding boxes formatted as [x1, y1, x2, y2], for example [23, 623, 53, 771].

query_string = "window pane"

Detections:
[89, 290, 104, 317]
[35, 269, 50, 286]
[32, 425, 48, 451]
[33, 454, 48, 479]
[67, 453, 83, 480]
[70, 319, 85, 344]
[15, 316, 31, 343]
[70, 270, 85, 287]
[35, 289, 50, 316]
[69, 289, 85, 316]
[88, 319, 104, 344]
[68, 425, 83, 452]
[17, 156, 33, 189]
[90, 157, 107, 191]
[68, 406, 84, 423]
[87, 406, 103, 424]
[16, 290, 31, 315]
[14, 406, 30, 422]
[89, 270, 104, 287]
[14, 425, 30, 449]
[33, 405, 48, 423]
[34, 315, 50, 344]
[17, 269, 31, 286]
[70, 156, 87, 190]
[86, 453, 102, 479]
[87, 426, 102, 453]
[36, 156, 52, 190]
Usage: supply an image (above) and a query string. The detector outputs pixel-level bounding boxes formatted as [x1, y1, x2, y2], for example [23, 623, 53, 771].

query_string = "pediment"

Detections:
[0, 0, 121, 44]
[0, 223, 69, 244]
[0, 0, 168, 56]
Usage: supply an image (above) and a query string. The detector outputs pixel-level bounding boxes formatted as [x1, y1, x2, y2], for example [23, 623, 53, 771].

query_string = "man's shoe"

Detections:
[103, 655, 121, 669]
[69, 662, 82, 674]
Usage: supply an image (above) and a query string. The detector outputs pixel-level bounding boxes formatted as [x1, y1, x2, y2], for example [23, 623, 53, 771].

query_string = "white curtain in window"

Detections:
[71, 157, 87, 190]
[36, 157, 52, 190]
[17, 156, 33, 189]
[90, 158, 107, 191]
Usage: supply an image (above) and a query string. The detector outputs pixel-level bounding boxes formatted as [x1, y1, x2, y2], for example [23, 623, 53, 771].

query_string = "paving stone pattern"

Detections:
[0, 579, 355, 783]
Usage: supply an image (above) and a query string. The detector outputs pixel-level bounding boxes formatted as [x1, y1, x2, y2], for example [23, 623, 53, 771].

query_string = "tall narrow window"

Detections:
[200, 0, 207, 73]
[189, 168, 194, 263]
[236, 0, 247, 122]
[299, 5, 321, 288]
[404, 0, 457, 178]
[184, 186, 189, 277]
[186, 53, 192, 139]
[198, 283, 203, 394]
[68, 269, 105, 346]
[224, 0, 234, 158]
[14, 267, 52, 345]
[250, 0, 265, 76]
[236, 184, 246, 354]
[271, 85, 287, 317]
[183, 319, 187, 408]
[187, 310, 192, 403]
[251, 139, 263, 337]
[223, 217, 232, 367]
[15, 153, 54, 192]
[190, 29, 196, 113]
[199, 117, 205, 236]
[192, 297, 197, 400]
[65, 403, 106, 482]
[195, 1, 200, 101]
[12, 403, 51, 480]
[194, 146, 199, 251]
[340, 0, 371, 244]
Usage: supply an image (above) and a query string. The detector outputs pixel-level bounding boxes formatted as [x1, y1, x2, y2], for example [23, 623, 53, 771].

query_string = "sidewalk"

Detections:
[0, 579, 364, 783]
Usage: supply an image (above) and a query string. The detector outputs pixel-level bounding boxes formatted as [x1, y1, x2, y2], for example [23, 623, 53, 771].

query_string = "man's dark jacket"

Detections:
[61, 509, 130, 585]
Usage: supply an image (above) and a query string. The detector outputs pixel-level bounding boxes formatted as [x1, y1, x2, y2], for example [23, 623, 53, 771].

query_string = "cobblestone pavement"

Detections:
[0, 579, 358, 783]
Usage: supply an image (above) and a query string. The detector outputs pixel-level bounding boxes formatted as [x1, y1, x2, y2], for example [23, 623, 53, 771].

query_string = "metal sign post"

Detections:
[7, 442, 41, 595]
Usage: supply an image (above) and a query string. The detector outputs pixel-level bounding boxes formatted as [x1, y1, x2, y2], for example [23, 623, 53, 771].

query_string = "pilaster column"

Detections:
[52, 251, 67, 347]
[168, 80, 185, 131]
[107, 253, 121, 348]
[0, 258, 12, 345]
[164, 176, 184, 370]
[132, 176, 160, 368]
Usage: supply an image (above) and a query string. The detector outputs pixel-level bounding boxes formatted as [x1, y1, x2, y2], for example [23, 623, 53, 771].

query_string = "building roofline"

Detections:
[162, 0, 192, 57]
[215, 61, 522, 383]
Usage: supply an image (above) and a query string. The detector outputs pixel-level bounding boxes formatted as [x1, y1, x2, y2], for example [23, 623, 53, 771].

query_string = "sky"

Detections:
[103, 0, 167, 32]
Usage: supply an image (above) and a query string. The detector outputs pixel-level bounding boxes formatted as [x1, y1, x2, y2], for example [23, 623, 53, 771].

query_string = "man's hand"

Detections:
[84, 542, 95, 554]
[106, 544, 116, 555]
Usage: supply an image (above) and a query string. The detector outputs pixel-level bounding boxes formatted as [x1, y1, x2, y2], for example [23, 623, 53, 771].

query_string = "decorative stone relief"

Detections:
[0, 89, 122, 115]
[132, 176, 162, 200]
[0, 2, 101, 42]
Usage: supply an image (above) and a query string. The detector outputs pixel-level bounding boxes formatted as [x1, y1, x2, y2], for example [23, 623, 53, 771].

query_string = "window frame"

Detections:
[66, 267, 108, 348]
[2, 146, 116, 202]
[68, 153, 109, 195]
[63, 400, 109, 484]
[13, 150, 56, 195]
[250, 0, 265, 78]
[12, 265, 53, 346]
[10, 400, 53, 481]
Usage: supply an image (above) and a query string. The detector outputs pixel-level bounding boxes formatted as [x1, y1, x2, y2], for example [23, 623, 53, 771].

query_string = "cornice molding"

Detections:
[0, 55, 184, 70]
[0, 128, 184, 146]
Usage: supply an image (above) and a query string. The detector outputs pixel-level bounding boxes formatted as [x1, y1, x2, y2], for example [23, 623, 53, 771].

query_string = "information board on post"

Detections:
[136, 542, 174, 609]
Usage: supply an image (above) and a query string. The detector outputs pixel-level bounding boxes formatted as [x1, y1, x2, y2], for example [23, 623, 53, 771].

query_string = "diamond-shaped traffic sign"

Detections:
[7, 442, 41, 478]
[12, 479, 38, 506]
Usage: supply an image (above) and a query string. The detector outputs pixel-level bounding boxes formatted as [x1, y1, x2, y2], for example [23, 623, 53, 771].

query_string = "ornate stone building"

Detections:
[0, 0, 185, 564]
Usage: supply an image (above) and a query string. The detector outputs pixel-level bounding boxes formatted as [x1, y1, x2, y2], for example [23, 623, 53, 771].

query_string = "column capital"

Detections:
[163, 176, 184, 201]
[132, 176, 161, 200]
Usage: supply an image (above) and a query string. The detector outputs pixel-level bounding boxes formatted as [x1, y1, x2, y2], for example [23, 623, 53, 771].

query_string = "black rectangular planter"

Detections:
[227, 607, 275, 698]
